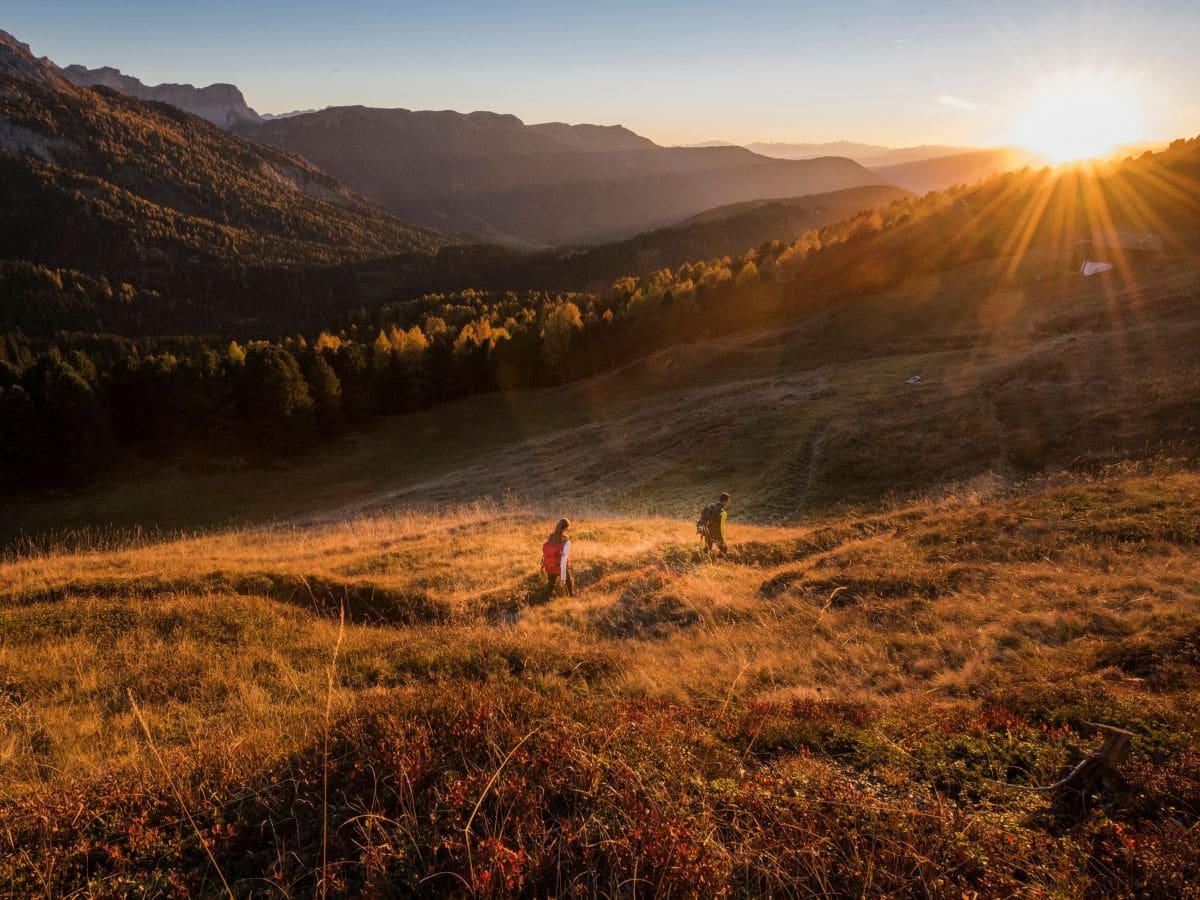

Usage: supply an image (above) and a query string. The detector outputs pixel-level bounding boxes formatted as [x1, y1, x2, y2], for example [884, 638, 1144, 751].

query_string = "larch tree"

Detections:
[542, 301, 583, 384]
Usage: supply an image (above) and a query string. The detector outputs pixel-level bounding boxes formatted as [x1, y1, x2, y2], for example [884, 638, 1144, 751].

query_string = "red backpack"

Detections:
[542, 539, 563, 574]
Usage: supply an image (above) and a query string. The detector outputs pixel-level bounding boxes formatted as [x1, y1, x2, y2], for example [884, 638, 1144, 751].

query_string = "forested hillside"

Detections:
[505, 184, 912, 290]
[0, 31, 455, 338]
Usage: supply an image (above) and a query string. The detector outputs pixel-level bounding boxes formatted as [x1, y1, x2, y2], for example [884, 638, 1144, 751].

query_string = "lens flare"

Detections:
[1015, 69, 1144, 164]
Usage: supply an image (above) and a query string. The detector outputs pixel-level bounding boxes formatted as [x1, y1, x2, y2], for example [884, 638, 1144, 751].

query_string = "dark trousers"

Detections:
[701, 529, 727, 556]
[546, 570, 574, 597]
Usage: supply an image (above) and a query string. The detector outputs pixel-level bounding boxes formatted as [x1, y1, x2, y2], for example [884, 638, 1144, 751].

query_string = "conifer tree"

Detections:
[237, 345, 316, 451]
[300, 350, 345, 436]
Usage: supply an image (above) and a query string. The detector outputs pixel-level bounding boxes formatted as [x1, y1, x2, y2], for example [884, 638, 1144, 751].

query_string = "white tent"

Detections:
[1081, 260, 1115, 277]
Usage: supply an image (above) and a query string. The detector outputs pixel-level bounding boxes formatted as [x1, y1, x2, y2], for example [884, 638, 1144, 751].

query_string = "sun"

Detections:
[1015, 69, 1144, 164]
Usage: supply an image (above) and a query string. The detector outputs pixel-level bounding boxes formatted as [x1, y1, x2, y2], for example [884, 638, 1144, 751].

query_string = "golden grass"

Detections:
[3, 466, 1197, 805]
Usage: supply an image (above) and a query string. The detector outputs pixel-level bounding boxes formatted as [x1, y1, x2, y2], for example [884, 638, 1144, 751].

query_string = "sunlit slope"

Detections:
[869, 147, 1037, 193]
[4, 467, 1198, 791]
[8, 245, 1196, 540]
[350, 251, 1198, 519]
[503, 183, 912, 290]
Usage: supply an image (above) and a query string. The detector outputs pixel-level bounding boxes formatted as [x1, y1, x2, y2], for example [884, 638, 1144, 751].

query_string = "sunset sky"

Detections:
[9, 0, 1200, 148]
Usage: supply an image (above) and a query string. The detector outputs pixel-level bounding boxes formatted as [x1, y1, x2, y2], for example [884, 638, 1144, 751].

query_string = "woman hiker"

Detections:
[542, 517, 574, 597]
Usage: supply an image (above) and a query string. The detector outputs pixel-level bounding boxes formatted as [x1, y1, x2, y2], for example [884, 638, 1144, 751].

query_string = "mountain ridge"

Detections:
[237, 107, 888, 245]
[693, 139, 980, 167]
[746, 141, 974, 167]
[0, 29, 71, 88]
[870, 147, 1040, 193]
[60, 64, 263, 128]
[0, 32, 457, 335]
[11, 33, 892, 246]
[527, 121, 657, 152]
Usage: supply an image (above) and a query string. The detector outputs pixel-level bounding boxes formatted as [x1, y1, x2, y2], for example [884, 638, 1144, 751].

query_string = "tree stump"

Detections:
[1051, 723, 1133, 811]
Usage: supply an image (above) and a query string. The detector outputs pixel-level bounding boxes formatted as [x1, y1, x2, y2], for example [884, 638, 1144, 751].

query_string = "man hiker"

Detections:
[542, 518, 574, 597]
[697, 492, 730, 557]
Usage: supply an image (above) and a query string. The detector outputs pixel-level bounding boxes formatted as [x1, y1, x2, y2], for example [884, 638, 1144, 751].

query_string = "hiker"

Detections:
[697, 492, 730, 556]
[542, 517, 574, 597]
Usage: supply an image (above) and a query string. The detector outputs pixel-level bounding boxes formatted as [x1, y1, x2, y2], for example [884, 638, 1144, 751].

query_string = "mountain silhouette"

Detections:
[236, 107, 887, 245]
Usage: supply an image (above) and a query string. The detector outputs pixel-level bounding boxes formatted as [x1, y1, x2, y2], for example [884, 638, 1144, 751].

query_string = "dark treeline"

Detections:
[0, 276, 736, 488]
[0, 256, 408, 344]
[4, 136, 1198, 491]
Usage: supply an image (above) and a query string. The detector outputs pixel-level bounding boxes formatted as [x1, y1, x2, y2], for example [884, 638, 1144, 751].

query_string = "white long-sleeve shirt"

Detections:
[559, 538, 571, 580]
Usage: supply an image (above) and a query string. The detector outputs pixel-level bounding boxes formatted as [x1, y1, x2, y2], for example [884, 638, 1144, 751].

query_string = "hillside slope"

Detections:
[475, 183, 913, 290]
[0, 31, 456, 335]
[677, 184, 910, 228]
[7, 243, 1197, 541]
[870, 147, 1038, 193]
[237, 107, 886, 244]
[324, 249, 1200, 520]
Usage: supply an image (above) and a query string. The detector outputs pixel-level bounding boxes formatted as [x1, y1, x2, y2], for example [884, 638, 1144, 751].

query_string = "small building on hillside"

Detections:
[1070, 229, 1164, 273]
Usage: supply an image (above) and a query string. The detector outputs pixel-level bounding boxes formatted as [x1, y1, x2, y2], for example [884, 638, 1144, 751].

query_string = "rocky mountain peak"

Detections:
[0, 29, 70, 87]
[61, 64, 263, 128]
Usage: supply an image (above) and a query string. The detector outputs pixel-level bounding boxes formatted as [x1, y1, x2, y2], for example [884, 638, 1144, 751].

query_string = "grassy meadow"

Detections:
[3, 463, 1199, 895]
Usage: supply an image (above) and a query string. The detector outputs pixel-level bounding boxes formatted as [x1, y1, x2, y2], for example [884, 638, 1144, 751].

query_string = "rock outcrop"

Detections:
[61, 64, 263, 128]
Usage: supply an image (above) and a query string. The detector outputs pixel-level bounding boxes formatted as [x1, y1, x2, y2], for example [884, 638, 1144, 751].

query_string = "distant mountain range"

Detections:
[26, 44, 889, 247]
[675, 140, 1047, 194]
[694, 141, 977, 167]
[701, 141, 1044, 193]
[233, 108, 886, 245]
[261, 108, 321, 120]
[744, 142, 976, 168]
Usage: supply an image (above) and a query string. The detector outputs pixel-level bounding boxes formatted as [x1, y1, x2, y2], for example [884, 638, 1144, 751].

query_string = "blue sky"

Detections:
[7, 1, 1199, 146]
